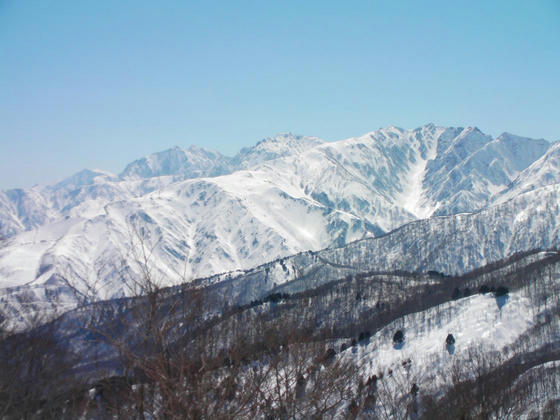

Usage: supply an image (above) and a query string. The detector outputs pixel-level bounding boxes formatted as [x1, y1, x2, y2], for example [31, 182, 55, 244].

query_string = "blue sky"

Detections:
[1, 0, 559, 189]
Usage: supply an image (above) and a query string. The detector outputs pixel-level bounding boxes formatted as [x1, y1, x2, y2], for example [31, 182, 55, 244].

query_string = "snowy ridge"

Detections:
[0, 134, 327, 238]
[232, 133, 325, 169]
[423, 129, 550, 215]
[23, 238, 560, 418]
[347, 290, 534, 393]
[0, 124, 557, 327]
[181, 183, 559, 311]
[120, 145, 233, 180]
[0, 125, 549, 240]
[493, 141, 560, 205]
[335, 269, 560, 418]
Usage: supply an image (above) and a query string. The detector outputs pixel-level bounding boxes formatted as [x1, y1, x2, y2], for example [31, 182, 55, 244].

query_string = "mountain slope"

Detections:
[119, 145, 233, 179]
[423, 129, 550, 215]
[195, 183, 560, 307]
[0, 125, 556, 328]
[2, 181, 560, 330]
[0, 125, 549, 241]
[13, 243, 558, 418]
[232, 133, 325, 169]
[493, 141, 560, 205]
[0, 134, 327, 239]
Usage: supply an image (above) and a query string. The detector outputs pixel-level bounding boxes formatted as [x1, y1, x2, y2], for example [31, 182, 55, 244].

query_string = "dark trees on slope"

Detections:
[446, 334, 455, 346]
[393, 330, 405, 345]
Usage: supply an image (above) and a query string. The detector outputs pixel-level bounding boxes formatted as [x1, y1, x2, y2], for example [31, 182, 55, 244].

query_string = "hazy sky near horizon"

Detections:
[1, 0, 559, 189]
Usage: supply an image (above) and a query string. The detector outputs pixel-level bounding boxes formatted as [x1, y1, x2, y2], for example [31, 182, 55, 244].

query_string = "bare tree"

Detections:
[0, 313, 83, 419]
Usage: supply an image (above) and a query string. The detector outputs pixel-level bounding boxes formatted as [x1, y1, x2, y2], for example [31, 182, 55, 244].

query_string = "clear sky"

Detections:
[1, 0, 559, 189]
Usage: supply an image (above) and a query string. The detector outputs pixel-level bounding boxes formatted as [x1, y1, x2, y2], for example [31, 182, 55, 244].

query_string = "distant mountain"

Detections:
[119, 145, 233, 179]
[424, 129, 550, 215]
[187, 182, 560, 307]
[0, 134, 327, 239]
[493, 141, 560, 205]
[0, 187, 54, 238]
[232, 133, 325, 169]
[0, 124, 557, 328]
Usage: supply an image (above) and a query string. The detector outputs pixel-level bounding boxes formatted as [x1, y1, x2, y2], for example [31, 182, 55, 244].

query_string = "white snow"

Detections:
[338, 289, 537, 402]
[0, 124, 556, 327]
[398, 155, 433, 219]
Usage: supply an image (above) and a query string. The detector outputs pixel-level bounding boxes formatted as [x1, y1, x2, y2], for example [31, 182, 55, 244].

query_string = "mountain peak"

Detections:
[256, 132, 322, 145]
[186, 144, 211, 153]
[119, 145, 232, 179]
[52, 168, 115, 190]
[233, 133, 324, 169]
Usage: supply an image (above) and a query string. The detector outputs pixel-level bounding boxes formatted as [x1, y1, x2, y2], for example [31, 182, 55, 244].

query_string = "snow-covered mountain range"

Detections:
[1, 124, 558, 327]
[0, 133, 325, 238]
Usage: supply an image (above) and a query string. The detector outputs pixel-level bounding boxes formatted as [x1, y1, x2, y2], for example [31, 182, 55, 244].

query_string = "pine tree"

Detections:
[446, 333, 455, 346]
